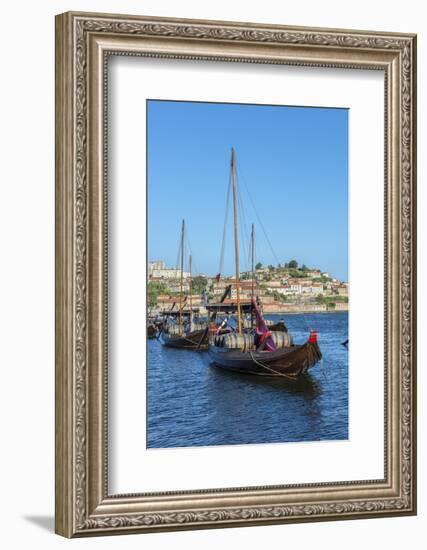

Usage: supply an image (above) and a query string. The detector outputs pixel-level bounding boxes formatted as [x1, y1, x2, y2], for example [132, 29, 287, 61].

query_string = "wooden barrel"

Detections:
[167, 324, 183, 335]
[220, 333, 255, 350]
[270, 331, 293, 348]
[192, 321, 207, 331]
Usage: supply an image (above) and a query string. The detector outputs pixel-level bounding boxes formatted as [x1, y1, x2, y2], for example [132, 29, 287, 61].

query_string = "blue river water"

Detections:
[147, 312, 348, 448]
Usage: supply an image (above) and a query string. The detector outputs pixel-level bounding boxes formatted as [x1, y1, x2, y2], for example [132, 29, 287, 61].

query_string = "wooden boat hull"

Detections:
[147, 324, 157, 339]
[162, 328, 209, 350]
[208, 341, 322, 378]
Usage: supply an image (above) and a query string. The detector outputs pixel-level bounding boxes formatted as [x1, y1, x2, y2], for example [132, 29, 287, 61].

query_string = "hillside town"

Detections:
[148, 259, 348, 315]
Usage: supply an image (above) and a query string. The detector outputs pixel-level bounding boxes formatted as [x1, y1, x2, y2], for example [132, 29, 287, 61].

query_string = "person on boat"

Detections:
[279, 318, 288, 332]
[254, 329, 273, 351]
[216, 317, 228, 334]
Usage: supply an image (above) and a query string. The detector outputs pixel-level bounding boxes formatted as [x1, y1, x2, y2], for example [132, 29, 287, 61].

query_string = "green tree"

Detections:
[255, 262, 263, 270]
[272, 290, 288, 303]
[289, 269, 308, 279]
[313, 276, 330, 283]
[288, 260, 298, 269]
[191, 275, 208, 295]
[148, 281, 171, 307]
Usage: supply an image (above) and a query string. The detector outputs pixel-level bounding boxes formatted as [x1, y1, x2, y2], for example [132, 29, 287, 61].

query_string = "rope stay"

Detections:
[185, 227, 200, 277]
[174, 228, 182, 274]
[236, 178, 251, 276]
[234, 154, 313, 339]
[248, 351, 295, 379]
[235, 163, 281, 267]
[218, 173, 232, 278]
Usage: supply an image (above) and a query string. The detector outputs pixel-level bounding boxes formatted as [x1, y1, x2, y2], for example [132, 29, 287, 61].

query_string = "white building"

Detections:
[276, 284, 302, 295]
[150, 268, 190, 279]
[300, 284, 324, 295]
[148, 260, 166, 274]
[148, 261, 190, 279]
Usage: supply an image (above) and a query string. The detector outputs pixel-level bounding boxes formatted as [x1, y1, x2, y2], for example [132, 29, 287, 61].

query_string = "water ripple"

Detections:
[147, 312, 348, 448]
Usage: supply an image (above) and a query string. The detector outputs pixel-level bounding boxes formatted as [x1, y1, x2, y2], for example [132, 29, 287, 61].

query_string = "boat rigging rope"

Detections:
[236, 178, 251, 275]
[215, 152, 316, 343]
[196, 326, 210, 350]
[235, 163, 314, 337]
[164, 330, 208, 348]
[319, 357, 327, 382]
[236, 164, 281, 267]
[175, 225, 183, 273]
[248, 351, 296, 380]
[185, 230, 200, 276]
[218, 173, 232, 278]
[299, 309, 312, 334]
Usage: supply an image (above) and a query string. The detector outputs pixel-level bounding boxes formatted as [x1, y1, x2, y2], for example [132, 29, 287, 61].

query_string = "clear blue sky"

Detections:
[147, 100, 348, 281]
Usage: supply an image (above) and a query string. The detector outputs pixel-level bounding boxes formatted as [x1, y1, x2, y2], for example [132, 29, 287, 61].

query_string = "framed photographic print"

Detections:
[55, 11, 417, 537]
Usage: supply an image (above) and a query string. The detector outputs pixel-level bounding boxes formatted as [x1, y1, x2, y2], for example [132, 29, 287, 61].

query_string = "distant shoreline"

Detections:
[152, 307, 348, 316]
[264, 309, 348, 315]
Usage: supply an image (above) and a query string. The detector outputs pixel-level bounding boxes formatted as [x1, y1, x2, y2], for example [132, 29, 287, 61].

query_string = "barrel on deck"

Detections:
[270, 331, 293, 348]
[166, 324, 183, 336]
[192, 321, 207, 331]
[214, 330, 293, 350]
[214, 333, 255, 351]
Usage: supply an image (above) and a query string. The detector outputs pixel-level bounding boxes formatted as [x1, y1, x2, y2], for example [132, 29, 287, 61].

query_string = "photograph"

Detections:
[146, 99, 349, 449]
[53, 9, 416, 537]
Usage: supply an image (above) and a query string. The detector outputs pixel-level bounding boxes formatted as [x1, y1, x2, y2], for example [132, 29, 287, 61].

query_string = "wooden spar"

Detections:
[189, 254, 193, 331]
[179, 219, 185, 330]
[231, 147, 242, 334]
[251, 223, 255, 330]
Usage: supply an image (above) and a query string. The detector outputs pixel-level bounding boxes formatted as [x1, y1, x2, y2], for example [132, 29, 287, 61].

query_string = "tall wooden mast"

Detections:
[251, 223, 255, 329]
[189, 254, 193, 330]
[179, 219, 185, 330]
[251, 223, 255, 299]
[231, 147, 242, 334]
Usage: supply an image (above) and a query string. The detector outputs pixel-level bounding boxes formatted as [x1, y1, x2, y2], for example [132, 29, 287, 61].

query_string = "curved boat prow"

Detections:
[306, 329, 322, 365]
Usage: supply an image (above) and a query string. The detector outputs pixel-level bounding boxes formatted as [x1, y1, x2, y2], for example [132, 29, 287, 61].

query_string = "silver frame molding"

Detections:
[55, 11, 417, 538]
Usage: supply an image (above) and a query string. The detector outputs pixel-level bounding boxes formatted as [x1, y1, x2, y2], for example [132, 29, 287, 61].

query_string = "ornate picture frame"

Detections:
[55, 11, 416, 537]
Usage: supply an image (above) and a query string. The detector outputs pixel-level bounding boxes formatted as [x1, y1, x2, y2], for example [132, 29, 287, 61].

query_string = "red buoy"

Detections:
[309, 330, 318, 344]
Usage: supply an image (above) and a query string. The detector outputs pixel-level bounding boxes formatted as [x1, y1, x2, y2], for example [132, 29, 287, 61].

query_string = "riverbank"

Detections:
[263, 304, 348, 315]
[151, 304, 348, 317]
[264, 308, 348, 315]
